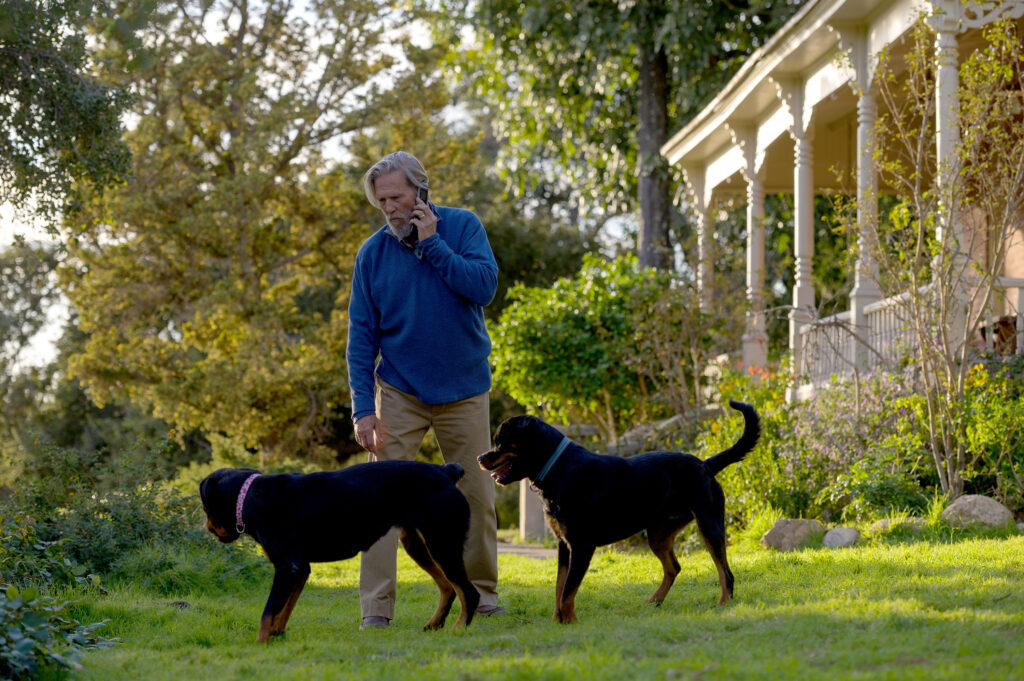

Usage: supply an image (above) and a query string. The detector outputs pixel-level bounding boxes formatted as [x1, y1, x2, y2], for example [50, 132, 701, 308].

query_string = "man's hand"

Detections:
[410, 197, 438, 241]
[355, 414, 383, 458]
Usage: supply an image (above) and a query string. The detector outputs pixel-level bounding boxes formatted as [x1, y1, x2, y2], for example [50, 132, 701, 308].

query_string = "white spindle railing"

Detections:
[796, 279, 1023, 388]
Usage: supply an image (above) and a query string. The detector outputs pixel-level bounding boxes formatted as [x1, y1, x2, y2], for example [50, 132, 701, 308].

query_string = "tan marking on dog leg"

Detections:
[401, 530, 456, 630]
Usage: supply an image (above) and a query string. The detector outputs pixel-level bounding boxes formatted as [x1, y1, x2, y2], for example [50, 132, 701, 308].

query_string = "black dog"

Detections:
[199, 461, 480, 641]
[478, 400, 760, 623]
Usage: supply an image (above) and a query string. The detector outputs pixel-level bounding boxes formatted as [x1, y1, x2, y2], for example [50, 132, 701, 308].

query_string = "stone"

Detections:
[823, 527, 860, 548]
[760, 518, 824, 551]
[941, 494, 1014, 528]
[868, 517, 926, 535]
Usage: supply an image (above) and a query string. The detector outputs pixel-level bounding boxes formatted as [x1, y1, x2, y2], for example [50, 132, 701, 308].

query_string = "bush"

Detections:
[689, 356, 1024, 528]
[0, 515, 101, 592]
[9, 438, 205, 576]
[691, 363, 931, 524]
[0, 586, 115, 681]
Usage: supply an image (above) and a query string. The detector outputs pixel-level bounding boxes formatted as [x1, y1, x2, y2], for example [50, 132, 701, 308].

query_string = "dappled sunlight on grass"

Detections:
[76, 536, 1024, 681]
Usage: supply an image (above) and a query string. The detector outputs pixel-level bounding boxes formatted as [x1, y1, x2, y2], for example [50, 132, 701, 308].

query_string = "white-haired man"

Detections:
[347, 151, 505, 629]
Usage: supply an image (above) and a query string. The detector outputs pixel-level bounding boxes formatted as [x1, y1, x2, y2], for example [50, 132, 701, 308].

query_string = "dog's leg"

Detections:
[407, 526, 480, 630]
[694, 511, 734, 605]
[400, 530, 456, 630]
[646, 524, 684, 604]
[258, 561, 310, 642]
[554, 540, 569, 609]
[555, 542, 594, 624]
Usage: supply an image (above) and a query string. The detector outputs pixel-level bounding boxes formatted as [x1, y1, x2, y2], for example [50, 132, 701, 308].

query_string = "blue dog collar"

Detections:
[535, 437, 571, 483]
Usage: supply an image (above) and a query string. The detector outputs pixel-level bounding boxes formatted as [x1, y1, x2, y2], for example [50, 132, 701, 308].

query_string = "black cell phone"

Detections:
[406, 185, 429, 247]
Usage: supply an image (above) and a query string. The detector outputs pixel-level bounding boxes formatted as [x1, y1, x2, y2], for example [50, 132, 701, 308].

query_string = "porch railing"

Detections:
[797, 278, 1024, 387]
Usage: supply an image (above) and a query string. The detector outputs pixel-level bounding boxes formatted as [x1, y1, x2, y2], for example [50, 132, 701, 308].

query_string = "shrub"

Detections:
[0, 586, 115, 681]
[9, 439, 205, 575]
[0, 515, 101, 592]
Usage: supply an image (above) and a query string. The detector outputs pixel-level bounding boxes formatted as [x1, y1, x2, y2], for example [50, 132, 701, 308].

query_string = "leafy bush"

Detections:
[0, 586, 115, 681]
[0, 515, 101, 592]
[492, 254, 742, 444]
[961, 360, 1024, 510]
[9, 438, 205, 576]
[691, 356, 1024, 527]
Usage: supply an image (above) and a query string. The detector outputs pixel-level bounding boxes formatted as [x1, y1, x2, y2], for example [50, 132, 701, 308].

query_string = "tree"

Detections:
[61, 0, 594, 462]
[491, 254, 740, 443]
[0, 242, 61, 452]
[441, 0, 801, 269]
[62, 0, 426, 462]
[0, 0, 133, 220]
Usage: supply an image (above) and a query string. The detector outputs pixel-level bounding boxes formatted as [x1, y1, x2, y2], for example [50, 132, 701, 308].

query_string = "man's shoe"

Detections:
[475, 605, 508, 617]
[360, 616, 390, 630]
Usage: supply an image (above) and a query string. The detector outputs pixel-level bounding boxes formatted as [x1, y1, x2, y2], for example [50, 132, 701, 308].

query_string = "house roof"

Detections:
[661, 0, 926, 170]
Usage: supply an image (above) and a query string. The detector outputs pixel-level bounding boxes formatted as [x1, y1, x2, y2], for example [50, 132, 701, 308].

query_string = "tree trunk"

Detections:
[637, 34, 672, 270]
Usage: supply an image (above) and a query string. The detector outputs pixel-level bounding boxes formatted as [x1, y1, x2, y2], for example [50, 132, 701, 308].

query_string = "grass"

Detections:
[71, 532, 1024, 681]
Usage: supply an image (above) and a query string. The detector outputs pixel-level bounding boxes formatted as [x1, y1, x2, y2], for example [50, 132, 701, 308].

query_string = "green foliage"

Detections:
[492, 254, 688, 441]
[109, 541, 269, 597]
[695, 355, 1024, 526]
[0, 516, 100, 592]
[8, 439, 203, 575]
[0, 0, 132, 220]
[444, 0, 801, 251]
[822, 455, 929, 521]
[962, 360, 1024, 510]
[0, 585, 115, 681]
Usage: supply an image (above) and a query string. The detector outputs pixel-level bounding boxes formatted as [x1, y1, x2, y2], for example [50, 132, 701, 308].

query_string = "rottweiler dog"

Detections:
[199, 461, 480, 641]
[478, 400, 760, 623]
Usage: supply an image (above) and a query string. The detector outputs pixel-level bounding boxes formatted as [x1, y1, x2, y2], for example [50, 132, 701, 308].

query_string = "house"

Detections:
[661, 0, 1024, 395]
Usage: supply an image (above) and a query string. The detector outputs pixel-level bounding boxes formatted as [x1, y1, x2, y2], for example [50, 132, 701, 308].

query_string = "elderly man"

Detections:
[346, 151, 505, 629]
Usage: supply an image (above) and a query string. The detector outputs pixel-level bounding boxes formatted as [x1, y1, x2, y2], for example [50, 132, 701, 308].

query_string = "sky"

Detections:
[1, 202, 68, 368]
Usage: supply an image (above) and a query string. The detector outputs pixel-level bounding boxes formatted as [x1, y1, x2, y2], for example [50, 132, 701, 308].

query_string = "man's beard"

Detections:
[388, 216, 414, 240]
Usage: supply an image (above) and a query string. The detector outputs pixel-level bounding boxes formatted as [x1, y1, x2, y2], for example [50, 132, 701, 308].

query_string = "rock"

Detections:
[941, 494, 1013, 528]
[615, 415, 686, 456]
[868, 517, 926, 534]
[760, 518, 823, 551]
[823, 527, 860, 548]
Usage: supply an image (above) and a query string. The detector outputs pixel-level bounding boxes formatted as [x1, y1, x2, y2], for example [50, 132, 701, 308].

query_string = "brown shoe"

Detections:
[359, 616, 390, 630]
[475, 605, 508, 617]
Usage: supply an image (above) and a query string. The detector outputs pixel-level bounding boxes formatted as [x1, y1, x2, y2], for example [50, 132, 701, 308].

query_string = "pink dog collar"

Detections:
[235, 473, 260, 533]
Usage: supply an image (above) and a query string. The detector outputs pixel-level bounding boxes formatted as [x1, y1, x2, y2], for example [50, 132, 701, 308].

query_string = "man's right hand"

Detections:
[355, 414, 383, 458]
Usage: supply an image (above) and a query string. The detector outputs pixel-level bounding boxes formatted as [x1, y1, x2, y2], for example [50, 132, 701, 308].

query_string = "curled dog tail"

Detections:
[704, 400, 760, 476]
[441, 462, 466, 483]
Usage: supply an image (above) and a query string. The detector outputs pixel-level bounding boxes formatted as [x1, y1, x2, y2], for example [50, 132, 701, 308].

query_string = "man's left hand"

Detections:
[410, 197, 437, 241]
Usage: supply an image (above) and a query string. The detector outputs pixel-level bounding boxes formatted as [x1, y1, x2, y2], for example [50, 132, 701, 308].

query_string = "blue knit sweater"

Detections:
[346, 204, 498, 421]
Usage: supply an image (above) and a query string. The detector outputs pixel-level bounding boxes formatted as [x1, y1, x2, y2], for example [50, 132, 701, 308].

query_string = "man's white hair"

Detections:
[362, 151, 428, 209]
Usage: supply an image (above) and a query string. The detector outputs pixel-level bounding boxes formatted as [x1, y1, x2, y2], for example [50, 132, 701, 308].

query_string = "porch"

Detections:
[660, 0, 1024, 392]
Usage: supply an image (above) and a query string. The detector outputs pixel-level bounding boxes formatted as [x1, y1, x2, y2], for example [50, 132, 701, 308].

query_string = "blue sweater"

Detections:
[346, 205, 498, 421]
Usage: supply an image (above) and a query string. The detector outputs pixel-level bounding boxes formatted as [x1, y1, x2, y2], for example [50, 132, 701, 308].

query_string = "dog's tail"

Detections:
[441, 463, 466, 483]
[703, 400, 760, 476]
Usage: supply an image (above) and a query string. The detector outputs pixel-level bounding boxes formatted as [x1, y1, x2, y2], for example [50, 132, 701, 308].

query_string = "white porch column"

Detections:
[933, 6, 970, 349]
[934, 12, 961, 246]
[776, 78, 816, 376]
[684, 165, 713, 311]
[729, 125, 768, 369]
[841, 26, 883, 370]
[792, 133, 816, 375]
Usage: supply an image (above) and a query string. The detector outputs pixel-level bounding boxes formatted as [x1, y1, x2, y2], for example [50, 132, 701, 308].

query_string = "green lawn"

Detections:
[74, 535, 1024, 681]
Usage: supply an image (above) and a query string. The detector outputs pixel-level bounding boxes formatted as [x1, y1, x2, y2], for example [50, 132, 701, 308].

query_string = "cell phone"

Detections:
[406, 185, 429, 246]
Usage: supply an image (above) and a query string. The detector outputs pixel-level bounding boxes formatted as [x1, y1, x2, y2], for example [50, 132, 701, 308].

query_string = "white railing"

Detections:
[797, 279, 1024, 387]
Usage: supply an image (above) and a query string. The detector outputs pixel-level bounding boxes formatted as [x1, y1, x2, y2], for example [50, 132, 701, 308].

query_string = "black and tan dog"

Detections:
[478, 400, 760, 623]
[199, 461, 480, 641]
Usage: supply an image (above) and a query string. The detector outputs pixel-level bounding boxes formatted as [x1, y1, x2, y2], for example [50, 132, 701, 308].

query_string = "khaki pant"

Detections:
[359, 378, 498, 620]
